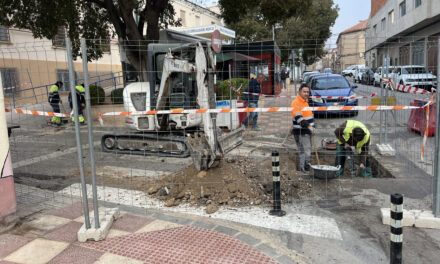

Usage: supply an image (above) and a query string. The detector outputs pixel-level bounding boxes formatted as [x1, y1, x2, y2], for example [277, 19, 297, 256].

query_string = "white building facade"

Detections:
[365, 0, 440, 75]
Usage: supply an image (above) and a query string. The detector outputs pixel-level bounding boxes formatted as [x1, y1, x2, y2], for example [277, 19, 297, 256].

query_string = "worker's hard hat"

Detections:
[250, 73, 257, 79]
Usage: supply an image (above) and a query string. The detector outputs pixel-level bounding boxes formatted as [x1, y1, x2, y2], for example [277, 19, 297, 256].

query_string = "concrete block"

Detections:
[380, 208, 415, 227]
[77, 207, 120, 242]
[376, 144, 396, 156]
[415, 210, 440, 229]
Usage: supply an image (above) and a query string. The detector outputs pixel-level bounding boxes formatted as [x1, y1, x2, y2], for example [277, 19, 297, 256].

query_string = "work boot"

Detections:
[304, 162, 311, 172]
[252, 127, 262, 131]
[361, 167, 373, 178]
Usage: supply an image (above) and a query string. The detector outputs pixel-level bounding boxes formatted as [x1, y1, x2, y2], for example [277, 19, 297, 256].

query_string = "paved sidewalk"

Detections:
[1, 186, 298, 264]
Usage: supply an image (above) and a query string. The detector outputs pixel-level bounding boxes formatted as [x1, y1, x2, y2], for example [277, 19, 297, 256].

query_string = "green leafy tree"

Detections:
[219, 0, 338, 65]
[0, 0, 181, 80]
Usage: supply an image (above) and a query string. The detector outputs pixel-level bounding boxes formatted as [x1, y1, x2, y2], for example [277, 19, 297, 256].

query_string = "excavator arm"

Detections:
[155, 42, 220, 170]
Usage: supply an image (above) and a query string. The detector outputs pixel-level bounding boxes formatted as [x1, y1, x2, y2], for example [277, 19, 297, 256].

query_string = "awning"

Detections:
[216, 52, 261, 63]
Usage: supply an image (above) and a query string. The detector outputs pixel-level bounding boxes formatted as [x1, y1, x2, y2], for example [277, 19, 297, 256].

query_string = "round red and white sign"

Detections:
[211, 29, 222, 54]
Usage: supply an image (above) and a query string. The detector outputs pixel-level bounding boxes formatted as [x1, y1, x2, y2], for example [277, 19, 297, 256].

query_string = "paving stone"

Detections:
[235, 233, 260, 246]
[47, 245, 103, 264]
[135, 219, 182, 233]
[27, 215, 72, 232]
[50, 202, 93, 220]
[191, 221, 216, 230]
[81, 226, 278, 264]
[0, 260, 19, 264]
[44, 221, 83, 243]
[214, 225, 239, 236]
[111, 213, 155, 233]
[4, 238, 69, 264]
[256, 243, 278, 258]
[277, 255, 297, 264]
[0, 234, 33, 259]
[153, 213, 193, 225]
[94, 252, 143, 264]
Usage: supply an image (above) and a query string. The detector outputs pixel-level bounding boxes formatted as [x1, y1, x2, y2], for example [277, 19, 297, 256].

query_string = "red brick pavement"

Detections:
[80, 226, 278, 264]
[47, 245, 103, 264]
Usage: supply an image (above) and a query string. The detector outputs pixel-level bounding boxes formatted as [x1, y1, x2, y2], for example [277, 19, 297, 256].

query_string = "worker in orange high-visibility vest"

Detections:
[290, 85, 315, 172]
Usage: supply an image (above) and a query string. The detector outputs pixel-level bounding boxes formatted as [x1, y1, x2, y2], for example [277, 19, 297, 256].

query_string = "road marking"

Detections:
[97, 166, 171, 178]
[12, 141, 101, 169]
[59, 184, 342, 240]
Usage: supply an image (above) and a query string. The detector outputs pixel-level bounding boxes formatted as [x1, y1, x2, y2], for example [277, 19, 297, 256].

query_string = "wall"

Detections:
[0, 75, 16, 220]
[338, 31, 366, 70]
[170, 0, 224, 29]
[0, 28, 122, 103]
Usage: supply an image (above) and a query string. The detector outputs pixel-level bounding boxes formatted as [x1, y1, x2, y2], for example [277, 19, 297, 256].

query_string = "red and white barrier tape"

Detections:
[97, 105, 421, 125]
[382, 78, 433, 95]
[396, 84, 432, 95]
[421, 101, 434, 162]
[241, 92, 377, 100]
[4, 108, 70, 118]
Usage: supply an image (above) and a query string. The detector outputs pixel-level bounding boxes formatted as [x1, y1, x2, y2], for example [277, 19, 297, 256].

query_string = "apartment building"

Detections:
[335, 20, 368, 73]
[170, 0, 235, 43]
[365, 0, 440, 74]
[0, 26, 121, 101]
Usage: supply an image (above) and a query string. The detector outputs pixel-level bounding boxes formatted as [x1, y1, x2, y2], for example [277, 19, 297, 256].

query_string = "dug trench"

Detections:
[65, 149, 392, 213]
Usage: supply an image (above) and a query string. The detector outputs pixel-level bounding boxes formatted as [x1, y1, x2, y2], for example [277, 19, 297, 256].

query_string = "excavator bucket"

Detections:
[187, 127, 244, 171]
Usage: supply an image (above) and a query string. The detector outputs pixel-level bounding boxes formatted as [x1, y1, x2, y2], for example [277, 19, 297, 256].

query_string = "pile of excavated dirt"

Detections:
[76, 152, 361, 212]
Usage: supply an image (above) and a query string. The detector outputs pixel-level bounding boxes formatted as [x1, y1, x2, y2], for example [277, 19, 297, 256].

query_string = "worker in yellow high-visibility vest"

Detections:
[48, 81, 63, 125]
[334, 120, 372, 178]
[68, 84, 86, 124]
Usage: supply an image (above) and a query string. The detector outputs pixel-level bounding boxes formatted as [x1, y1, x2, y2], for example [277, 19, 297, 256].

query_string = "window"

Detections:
[415, 0, 422, 8]
[0, 25, 10, 42]
[373, 25, 377, 35]
[381, 18, 386, 31]
[388, 10, 394, 24]
[52, 27, 66, 48]
[180, 10, 186, 26]
[1, 68, 18, 94]
[97, 38, 110, 53]
[56, 69, 76, 91]
[195, 16, 200, 27]
[400, 1, 406, 17]
[412, 39, 425, 66]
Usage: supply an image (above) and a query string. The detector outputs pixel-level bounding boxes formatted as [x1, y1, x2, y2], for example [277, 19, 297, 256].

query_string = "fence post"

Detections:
[390, 193, 403, 264]
[434, 37, 440, 217]
[81, 38, 100, 228]
[269, 151, 286, 216]
[66, 37, 91, 229]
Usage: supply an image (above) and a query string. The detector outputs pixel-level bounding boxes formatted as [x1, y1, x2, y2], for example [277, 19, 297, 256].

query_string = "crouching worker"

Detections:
[334, 120, 372, 178]
[68, 83, 86, 124]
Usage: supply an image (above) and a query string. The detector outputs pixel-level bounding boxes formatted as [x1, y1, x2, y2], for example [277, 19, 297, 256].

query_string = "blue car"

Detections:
[308, 74, 358, 116]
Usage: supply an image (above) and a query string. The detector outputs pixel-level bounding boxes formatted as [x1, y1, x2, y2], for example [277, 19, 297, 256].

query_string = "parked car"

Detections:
[308, 74, 358, 116]
[301, 70, 314, 81]
[391, 65, 437, 91]
[361, 67, 375, 85]
[324, 68, 333, 74]
[373, 66, 395, 87]
[301, 71, 320, 83]
[342, 65, 356, 77]
[354, 66, 366, 83]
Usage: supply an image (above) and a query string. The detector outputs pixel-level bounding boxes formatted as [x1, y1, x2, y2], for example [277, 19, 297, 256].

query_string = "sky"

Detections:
[327, 0, 371, 47]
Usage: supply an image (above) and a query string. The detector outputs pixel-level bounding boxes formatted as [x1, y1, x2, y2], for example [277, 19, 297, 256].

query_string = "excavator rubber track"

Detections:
[101, 133, 190, 158]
